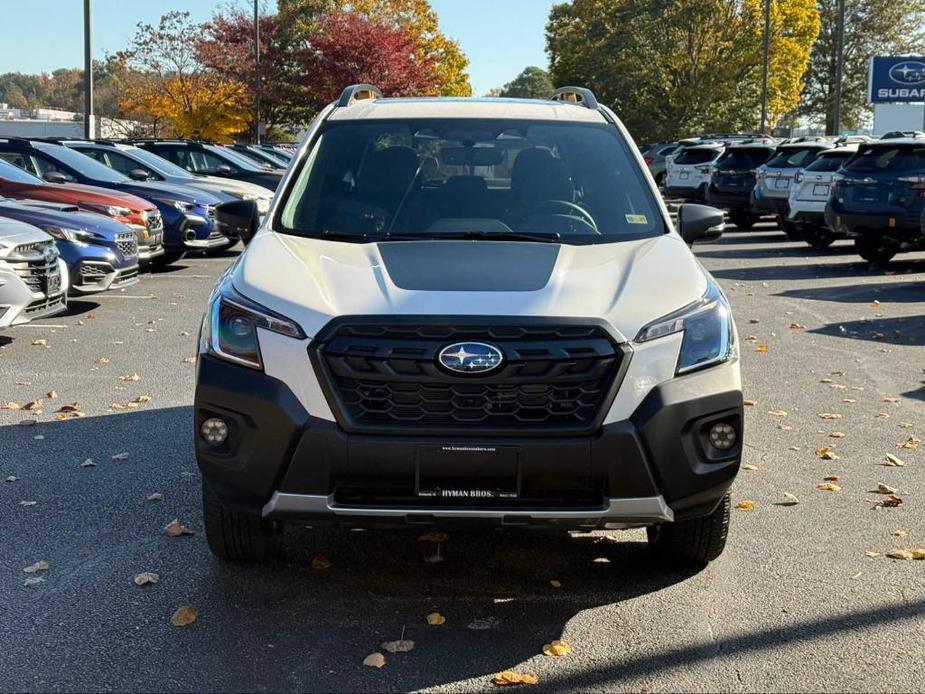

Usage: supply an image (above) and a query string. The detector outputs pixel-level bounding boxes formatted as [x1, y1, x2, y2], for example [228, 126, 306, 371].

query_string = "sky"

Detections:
[0, 0, 555, 96]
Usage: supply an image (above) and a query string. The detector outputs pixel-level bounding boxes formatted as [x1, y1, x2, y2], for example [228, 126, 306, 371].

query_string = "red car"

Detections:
[0, 157, 165, 262]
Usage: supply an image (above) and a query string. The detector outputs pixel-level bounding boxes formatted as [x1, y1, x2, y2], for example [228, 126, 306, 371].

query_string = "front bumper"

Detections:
[663, 183, 708, 202]
[195, 354, 743, 528]
[826, 204, 924, 244]
[751, 188, 790, 216]
[706, 186, 752, 211]
[0, 266, 66, 328]
[71, 261, 140, 294]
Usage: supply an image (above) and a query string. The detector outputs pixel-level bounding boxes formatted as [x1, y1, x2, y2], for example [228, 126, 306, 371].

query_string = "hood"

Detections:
[115, 180, 222, 206]
[234, 233, 708, 342]
[4, 180, 154, 211]
[194, 176, 273, 199]
[0, 201, 128, 238]
[0, 216, 52, 249]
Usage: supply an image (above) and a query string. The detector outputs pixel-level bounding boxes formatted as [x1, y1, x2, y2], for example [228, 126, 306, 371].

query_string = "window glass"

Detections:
[766, 146, 825, 168]
[843, 145, 925, 173]
[674, 148, 721, 165]
[0, 157, 43, 183]
[715, 148, 774, 170]
[0, 151, 40, 177]
[805, 152, 852, 172]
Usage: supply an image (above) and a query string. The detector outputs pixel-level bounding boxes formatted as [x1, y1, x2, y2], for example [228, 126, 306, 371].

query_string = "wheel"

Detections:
[152, 251, 185, 266]
[728, 211, 756, 230]
[202, 481, 282, 563]
[803, 226, 835, 250]
[778, 216, 803, 240]
[647, 493, 730, 566]
[855, 237, 897, 265]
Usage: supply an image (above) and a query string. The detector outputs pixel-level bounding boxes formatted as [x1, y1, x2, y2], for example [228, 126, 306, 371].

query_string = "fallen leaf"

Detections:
[883, 454, 906, 467]
[829, 432, 846, 439]
[749, 318, 760, 324]
[57, 402, 81, 413]
[898, 436, 920, 450]
[491, 671, 539, 687]
[875, 483, 897, 495]
[789, 322, 805, 329]
[363, 653, 386, 668]
[310, 554, 332, 570]
[80, 458, 96, 468]
[892, 529, 908, 538]
[911, 549, 925, 560]
[815, 447, 840, 461]
[418, 531, 449, 543]
[756, 345, 769, 353]
[542, 640, 572, 657]
[887, 549, 914, 561]
[381, 639, 414, 654]
[22, 560, 49, 573]
[781, 493, 800, 506]
[31, 339, 47, 346]
[23, 577, 44, 587]
[877, 412, 891, 420]
[111, 452, 130, 461]
[883, 396, 900, 404]
[15, 380, 32, 386]
[134, 395, 152, 403]
[23, 399, 42, 411]
[5, 476, 18, 482]
[426, 612, 446, 625]
[768, 409, 788, 417]
[819, 413, 842, 420]
[183, 356, 197, 364]
[742, 464, 758, 471]
[170, 606, 198, 627]
[133, 572, 160, 586]
[19, 500, 37, 507]
[881, 495, 903, 508]
[0, 401, 20, 410]
[736, 500, 755, 511]
[120, 373, 141, 382]
[865, 551, 881, 558]
[816, 482, 842, 492]
[899, 422, 913, 429]
[164, 519, 194, 537]
[46, 390, 57, 399]
[549, 579, 563, 589]
[146, 493, 163, 501]
[95, 357, 110, 365]
[743, 399, 758, 407]
[870, 300, 881, 307]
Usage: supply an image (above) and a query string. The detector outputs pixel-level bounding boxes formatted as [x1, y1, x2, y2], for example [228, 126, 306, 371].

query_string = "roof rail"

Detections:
[337, 84, 383, 108]
[551, 86, 599, 110]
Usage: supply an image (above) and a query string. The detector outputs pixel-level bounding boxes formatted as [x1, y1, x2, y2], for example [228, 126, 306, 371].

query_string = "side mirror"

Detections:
[678, 204, 725, 245]
[128, 168, 149, 181]
[215, 164, 232, 176]
[214, 199, 259, 245]
[43, 171, 67, 184]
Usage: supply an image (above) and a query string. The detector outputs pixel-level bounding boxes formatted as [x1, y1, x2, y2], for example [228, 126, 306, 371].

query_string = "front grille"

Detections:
[116, 232, 138, 258]
[7, 241, 59, 294]
[311, 320, 628, 435]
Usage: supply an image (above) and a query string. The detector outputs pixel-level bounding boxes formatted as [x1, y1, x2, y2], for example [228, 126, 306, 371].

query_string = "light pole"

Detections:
[759, 0, 771, 133]
[83, 0, 93, 138]
[254, 0, 261, 144]
[832, 0, 846, 135]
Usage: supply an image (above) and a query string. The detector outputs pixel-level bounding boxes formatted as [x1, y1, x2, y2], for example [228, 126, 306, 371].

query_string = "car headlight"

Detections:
[42, 225, 98, 244]
[634, 280, 736, 375]
[203, 278, 304, 370]
[153, 197, 196, 212]
[82, 202, 132, 218]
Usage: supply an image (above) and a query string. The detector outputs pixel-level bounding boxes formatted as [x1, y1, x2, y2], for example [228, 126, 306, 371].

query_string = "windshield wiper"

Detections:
[383, 230, 562, 243]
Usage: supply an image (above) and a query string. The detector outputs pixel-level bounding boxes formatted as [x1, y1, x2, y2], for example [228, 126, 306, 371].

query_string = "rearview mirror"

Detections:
[677, 204, 725, 245]
[214, 199, 259, 245]
[215, 164, 232, 176]
[128, 168, 149, 181]
[43, 171, 67, 184]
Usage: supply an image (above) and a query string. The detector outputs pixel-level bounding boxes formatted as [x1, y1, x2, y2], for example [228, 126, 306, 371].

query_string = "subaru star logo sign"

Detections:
[889, 61, 925, 86]
[438, 342, 504, 375]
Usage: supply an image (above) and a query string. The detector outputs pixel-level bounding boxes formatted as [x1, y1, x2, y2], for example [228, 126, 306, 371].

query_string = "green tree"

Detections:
[497, 66, 555, 99]
[799, 0, 925, 133]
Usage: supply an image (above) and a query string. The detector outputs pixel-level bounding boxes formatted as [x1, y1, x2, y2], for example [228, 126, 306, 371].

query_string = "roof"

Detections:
[326, 97, 609, 124]
[863, 137, 925, 147]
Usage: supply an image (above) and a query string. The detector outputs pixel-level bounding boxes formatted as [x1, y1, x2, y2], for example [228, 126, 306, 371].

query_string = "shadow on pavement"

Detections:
[697, 242, 856, 261]
[777, 280, 925, 304]
[809, 315, 925, 347]
[710, 259, 925, 282]
[60, 299, 101, 317]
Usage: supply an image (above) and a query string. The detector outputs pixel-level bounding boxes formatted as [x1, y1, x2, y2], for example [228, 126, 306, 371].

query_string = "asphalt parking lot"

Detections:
[2, 227, 924, 693]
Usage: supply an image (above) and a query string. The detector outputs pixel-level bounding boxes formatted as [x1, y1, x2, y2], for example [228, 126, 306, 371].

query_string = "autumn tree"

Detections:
[799, 0, 925, 133]
[496, 66, 555, 99]
[118, 11, 249, 141]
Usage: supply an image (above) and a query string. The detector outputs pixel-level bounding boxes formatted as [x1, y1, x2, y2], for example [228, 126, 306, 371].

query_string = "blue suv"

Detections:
[0, 139, 232, 263]
[827, 137, 925, 264]
[0, 199, 139, 294]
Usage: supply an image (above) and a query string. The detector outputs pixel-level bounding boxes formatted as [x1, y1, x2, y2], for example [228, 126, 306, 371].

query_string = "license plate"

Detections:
[46, 272, 61, 295]
[774, 178, 791, 190]
[679, 171, 690, 180]
[416, 445, 520, 499]
[813, 183, 829, 196]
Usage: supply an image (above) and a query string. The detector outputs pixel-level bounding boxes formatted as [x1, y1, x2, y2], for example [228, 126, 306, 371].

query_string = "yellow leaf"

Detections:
[892, 529, 907, 538]
[549, 579, 563, 588]
[755, 345, 769, 353]
[542, 639, 572, 657]
[0, 402, 20, 410]
[814, 447, 840, 460]
[875, 483, 897, 495]
[492, 671, 539, 687]
[819, 412, 842, 420]
[170, 606, 198, 627]
[767, 409, 788, 417]
[426, 611, 446, 625]
[829, 432, 845, 438]
[864, 551, 880, 558]
[886, 549, 913, 561]
[816, 482, 841, 492]
[363, 653, 386, 668]
[736, 500, 755, 511]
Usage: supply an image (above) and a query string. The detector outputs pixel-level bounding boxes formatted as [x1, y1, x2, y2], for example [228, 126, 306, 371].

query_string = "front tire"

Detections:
[647, 493, 730, 566]
[202, 481, 282, 563]
[855, 237, 897, 265]
[152, 251, 185, 266]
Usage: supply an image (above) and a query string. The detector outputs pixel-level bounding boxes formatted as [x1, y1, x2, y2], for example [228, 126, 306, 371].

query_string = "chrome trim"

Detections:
[262, 492, 674, 523]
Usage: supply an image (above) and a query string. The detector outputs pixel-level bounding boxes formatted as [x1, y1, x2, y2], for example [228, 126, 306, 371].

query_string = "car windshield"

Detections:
[277, 119, 664, 244]
[0, 157, 43, 184]
[205, 145, 267, 171]
[766, 146, 826, 169]
[674, 148, 721, 165]
[35, 143, 128, 183]
[843, 145, 925, 173]
[125, 146, 198, 179]
[715, 148, 773, 171]
[805, 152, 852, 172]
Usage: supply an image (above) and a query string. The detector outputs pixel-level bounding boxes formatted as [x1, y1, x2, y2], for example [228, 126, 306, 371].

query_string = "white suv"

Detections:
[663, 143, 725, 202]
[196, 86, 743, 567]
[787, 146, 858, 249]
[0, 217, 66, 330]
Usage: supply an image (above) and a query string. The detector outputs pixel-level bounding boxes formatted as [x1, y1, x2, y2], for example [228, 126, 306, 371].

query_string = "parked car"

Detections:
[0, 156, 164, 263]
[0, 199, 139, 295]
[133, 140, 283, 192]
[0, 139, 231, 262]
[663, 142, 725, 201]
[827, 137, 925, 264]
[706, 140, 777, 229]
[0, 217, 66, 329]
[643, 142, 680, 187]
[752, 138, 836, 237]
[787, 145, 859, 249]
[226, 143, 289, 169]
[195, 85, 741, 567]
[258, 145, 293, 162]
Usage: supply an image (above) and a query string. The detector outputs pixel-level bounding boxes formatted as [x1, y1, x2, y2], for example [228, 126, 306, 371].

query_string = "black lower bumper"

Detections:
[827, 208, 924, 244]
[663, 184, 708, 202]
[706, 187, 752, 211]
[194, 355, 743, 527]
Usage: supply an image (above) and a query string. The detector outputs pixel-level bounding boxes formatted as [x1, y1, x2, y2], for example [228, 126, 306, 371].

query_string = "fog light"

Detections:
[709, 422, 737, 451]
[200, 417, 229, 446]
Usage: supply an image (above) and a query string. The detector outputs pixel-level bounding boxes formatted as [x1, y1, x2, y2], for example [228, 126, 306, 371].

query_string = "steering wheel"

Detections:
[532, 200, 599, 233]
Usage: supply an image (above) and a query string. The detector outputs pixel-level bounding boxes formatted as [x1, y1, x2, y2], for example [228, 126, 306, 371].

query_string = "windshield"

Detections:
[715, 148, 774, 171]
[277, 119, 664, 244]
[674, 148, 721, 165]
[843, 145, 925, 174]
[767, 146, 826, 169]
[205, 145, 267, 171]
[0, 157, 43, 184]
[805, 152, 852, 172]
[34, 143, 128, 183]
[125, 146, 197, 179]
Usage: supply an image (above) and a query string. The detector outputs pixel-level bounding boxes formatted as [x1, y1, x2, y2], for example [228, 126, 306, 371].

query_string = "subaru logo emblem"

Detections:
[889, 61, 925, 86]
[43, 245, 57, 263]
[438, 342, 504, 375]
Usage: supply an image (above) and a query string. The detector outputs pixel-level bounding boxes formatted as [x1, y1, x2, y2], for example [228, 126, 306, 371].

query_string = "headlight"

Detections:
[203, 278, 304, 370]
[42, 225, 97, 244]
[153, 197, 196, 212]
[635, 280, 736, 375]
[82, 202, 132, 218]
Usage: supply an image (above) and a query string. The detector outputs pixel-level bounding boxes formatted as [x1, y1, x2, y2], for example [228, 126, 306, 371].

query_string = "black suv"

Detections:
[706, 141, 777, 229]
[827, 137, 925, 264]
[133, 140, 283, 192]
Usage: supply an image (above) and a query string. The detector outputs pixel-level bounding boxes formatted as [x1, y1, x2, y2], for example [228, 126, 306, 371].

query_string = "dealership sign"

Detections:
[870, 56, 925, 103]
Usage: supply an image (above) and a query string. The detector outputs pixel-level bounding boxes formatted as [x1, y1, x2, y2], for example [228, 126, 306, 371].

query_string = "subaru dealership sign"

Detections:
[870, 57, 925, 103]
